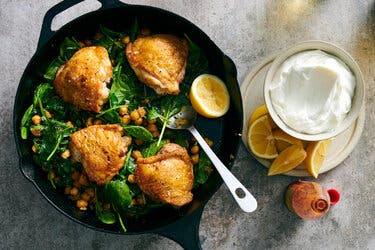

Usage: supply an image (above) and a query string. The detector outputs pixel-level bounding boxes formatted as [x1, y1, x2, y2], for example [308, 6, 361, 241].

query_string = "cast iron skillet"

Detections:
[13, 0, 243, 249]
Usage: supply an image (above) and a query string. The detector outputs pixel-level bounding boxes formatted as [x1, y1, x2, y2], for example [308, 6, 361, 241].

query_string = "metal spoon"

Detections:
[167, 106, 257, 213]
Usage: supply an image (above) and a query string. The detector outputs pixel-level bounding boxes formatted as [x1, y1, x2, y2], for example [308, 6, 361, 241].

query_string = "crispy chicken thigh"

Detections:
[126, 34, 189, 95]
[135, 143, 194, 206]
[54, 46, 112, 113]
[69, 125, 132, 185]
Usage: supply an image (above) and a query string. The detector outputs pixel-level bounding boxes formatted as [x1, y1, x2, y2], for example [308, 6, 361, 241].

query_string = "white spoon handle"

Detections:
[188, 126, 257, 213]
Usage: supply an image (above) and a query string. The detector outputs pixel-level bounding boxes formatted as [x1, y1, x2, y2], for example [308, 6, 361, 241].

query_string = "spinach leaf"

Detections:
[124, 125, 152, 142]
[124, 203, 165, 217]
[141, 139, 167, 158]
[44, 37, 82, 81]
[152, 95, 190, 146]
[33, 83, 53, 106]
[20, 104, 34, 139]
[100, 24, 124, 39]
[130, 19, 139, 42]
[109, 55, 141, 108]
[194, 151, 212, 185]
[126, 156, 136, 174]
[95, 189, 116, 225]
[105, 179, 132, 212]
[184, 35, 209, 85]
[96, 105, 123, 124]
[94, 25, 125, 60]
[38, 119, 75, 161]
[59, 37, 82, 61]
[44, 58, 63, 81]
[119, 147, 136, 176]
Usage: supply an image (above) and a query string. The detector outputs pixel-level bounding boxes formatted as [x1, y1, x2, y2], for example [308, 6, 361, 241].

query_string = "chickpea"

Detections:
[94, 32, 103, 40]
[93, 119, 102, 125]
[86, 117, 94, 126]
[130, 110, 140, 121]
[31, 115, 42, 125]
[131, 199, 137, 206]
[134, 117, 143, 126]
[73, 181, 82, 189]
[78, 175, 89, 186]
[45, 110, 52, 119]
[147, 124, 158, 132]
[152, 131, 160, 138]
[191, 154, 199, 165]
[121, 115, 131, 124]
[86, 188, 95, 198]
[138, 107, 146, 117]
[135, 139, 144, 146]
[132, 150, 143, 160]
[127, 174, 135, 183]
[141, 28, 150, 36]
[64, 186, 71, 195]
[119, 106, 129, 116]
[148, 118, 156, 124]
[136, 195, 144, 205]
[204, 138, 213, 147]
[48, 171, 56, 180]
[31, 145, 38, 153]
[121, 36, 130, 44]
[190, 145, 199, 154]
[72, 171, 80, 181]
[30, 127, 41, 137]
[80, 192, 90, 202]
[70, 187, 79, 196]
[76, 199, 88, 210]
[66, 121, 74, 128]
[84, 39, 92, 46]
[60, 149, 70, 159]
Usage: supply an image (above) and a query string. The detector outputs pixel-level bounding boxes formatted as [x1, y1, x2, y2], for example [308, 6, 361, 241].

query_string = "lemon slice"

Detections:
[273, 129, 303, 153]
[247, 115, 278, 159]
[190, 74, 230, 118]
[248, 104, 278, 130]
[249, 104, 268, 125]
[305, 139, 332, 178]
[268, 145, 307, 176]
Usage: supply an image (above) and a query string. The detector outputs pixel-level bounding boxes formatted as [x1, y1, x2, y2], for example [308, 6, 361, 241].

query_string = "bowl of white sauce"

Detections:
[264, 41, 365, 141]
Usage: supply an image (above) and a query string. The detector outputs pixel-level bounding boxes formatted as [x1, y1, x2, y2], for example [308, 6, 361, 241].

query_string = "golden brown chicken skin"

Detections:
[54, 46, 112, 113]
[69, 125, 132, 185]
[135, 143, 194, 207]
[126, 34, 189, 95]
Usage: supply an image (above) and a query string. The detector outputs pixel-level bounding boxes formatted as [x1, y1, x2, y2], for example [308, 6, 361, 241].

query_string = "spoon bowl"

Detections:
[167, 106, 257, 213]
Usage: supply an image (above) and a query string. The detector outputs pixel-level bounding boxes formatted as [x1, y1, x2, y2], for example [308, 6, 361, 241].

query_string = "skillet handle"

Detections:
[37, 0, 127, 49]
[155, 205, 204, 250]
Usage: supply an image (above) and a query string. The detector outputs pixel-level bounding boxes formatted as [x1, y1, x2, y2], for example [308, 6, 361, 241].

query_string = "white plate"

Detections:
[241, 53, 365, 177]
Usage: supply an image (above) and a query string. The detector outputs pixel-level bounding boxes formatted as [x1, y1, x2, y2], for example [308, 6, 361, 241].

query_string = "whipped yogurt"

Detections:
[269, 50, 355, 134]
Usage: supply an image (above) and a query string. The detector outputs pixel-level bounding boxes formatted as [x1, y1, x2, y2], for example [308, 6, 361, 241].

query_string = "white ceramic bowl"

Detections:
[264, 40, 365, 141]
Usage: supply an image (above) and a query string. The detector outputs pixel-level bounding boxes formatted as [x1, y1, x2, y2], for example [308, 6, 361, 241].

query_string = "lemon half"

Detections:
[190, 74, 230, 118]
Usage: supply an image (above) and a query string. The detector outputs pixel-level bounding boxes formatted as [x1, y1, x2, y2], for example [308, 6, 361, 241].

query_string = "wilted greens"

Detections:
[20, 23, 213, 232]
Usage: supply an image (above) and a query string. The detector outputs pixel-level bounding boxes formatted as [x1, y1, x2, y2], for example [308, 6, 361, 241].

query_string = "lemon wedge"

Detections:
[247, 114, 278, 159]
[273, 129, 303, 153]
[305, 139, 332, 178]
[268, 145, 307, 176]
[190, 74, 230, 118]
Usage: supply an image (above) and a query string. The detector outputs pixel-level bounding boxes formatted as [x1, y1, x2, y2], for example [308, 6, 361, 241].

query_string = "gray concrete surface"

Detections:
[1, 0, 374, 249]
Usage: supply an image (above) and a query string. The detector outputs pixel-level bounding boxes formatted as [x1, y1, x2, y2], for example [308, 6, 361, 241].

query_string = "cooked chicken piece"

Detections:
[135, 143, 194, 206]
[54, 46, 112, 113]
[69, 124, 132, 185]
[126, 34, 189, 95]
